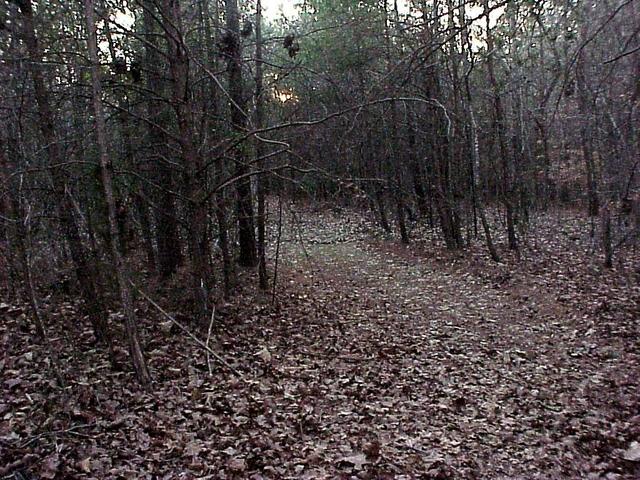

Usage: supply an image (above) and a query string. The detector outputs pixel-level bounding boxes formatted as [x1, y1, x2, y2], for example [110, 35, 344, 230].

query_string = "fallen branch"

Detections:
[130, 282, 245, 380]
[19, 424, 94, 449]
[205, 306, 216, 377]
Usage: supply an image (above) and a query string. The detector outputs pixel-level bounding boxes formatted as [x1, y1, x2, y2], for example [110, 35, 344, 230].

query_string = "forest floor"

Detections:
[1, 203, 639, 479]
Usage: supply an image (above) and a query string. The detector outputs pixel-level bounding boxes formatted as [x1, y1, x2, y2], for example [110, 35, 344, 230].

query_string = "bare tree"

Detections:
[84, 0, 151, 386]
[225, 0, 258, 268]
[14, 0, 112, 345]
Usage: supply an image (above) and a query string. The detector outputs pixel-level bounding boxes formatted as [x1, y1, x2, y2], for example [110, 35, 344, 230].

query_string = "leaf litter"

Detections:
[1, 205, 639, 479]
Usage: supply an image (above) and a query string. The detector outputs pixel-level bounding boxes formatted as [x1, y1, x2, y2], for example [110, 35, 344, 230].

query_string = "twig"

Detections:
[271, 194, 284, 305]
[604, 44, 640, 64]
[19, 424, 94, 449]
[130, 282, 245, 380]
[288, 204, 329, 287]
[206, 306, 216, 377]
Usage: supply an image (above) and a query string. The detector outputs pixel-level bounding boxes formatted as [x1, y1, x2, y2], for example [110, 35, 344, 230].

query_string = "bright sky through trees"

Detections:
[263, 0, 300, 19]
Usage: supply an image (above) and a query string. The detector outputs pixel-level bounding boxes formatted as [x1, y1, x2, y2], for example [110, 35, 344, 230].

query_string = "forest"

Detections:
[0, 0, 639, 478]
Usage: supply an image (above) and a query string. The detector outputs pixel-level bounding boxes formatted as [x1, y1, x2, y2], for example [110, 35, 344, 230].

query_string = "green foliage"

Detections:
[270, 0, 386, 98]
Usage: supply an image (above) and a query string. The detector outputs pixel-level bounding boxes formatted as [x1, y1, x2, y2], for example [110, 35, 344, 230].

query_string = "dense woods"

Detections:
[1, 0, 639, 478]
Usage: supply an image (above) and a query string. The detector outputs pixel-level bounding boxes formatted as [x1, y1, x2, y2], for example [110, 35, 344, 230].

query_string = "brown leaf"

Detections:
[77, 457, 91, 473]
[622, 441, 640, 462]
[228, 457, 246, 472]
[256, 347, 272, 363]
[40, 454, 60, 479]
[337, 453, 369, 470]
[363, 439, 381, 460]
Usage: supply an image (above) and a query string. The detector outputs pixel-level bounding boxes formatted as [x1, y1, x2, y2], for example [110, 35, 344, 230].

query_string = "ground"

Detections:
[1, 204, 639, 479]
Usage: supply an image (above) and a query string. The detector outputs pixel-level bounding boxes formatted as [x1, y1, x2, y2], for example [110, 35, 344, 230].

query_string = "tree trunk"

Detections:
[390, 102, 409, 244]
[601, 204, 613, 268]
[16, 0, 111, 345]
[161, 0, 212, 320]
[576, 51, 600, 217]
[384, 0, 409, 244]
[134, 193, 157, 272]
[484, 0, 517, 251]
[407, 108, 428, 218]
[143, 0, 183, 277]
[255, 0, 268, 289]
[374, 187, 391, 233]
[0, 135, 45, 338]
[103, 22, 155, 270]
[84, 0, 151, 386]
[226, 0, 258, 268]
[0, 134, 19, 298]
[216, 197, 233, 296]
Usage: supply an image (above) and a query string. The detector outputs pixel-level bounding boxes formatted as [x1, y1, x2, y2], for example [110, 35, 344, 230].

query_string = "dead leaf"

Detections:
[40, 454, 60, 479]
[184, 440, 203, 457]
[256, 347, 272, 363]
[77, 457, 91, 473]
[228, 457, 246, 472]
[622, 441, 640, 462]
[337, 453, 369, 470]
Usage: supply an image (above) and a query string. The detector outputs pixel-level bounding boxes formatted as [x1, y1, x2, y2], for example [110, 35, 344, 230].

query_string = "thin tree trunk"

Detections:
[460, 0, 499, 261]
[143, 0, 182, 277]
[390, 102, 409, 244]
[601, 204, 613, 268]
[384, 0, 409, 244]
[103, 23, 155, 270]
[255, 0, 268, 289]
[198, 0, 233, 296]
[375, 187, 391, 233]
[226, 0, 258, 267]
[134, 193, 157, 272]
[468, 100, 500, 263]
[576, 50, 600, 217]
[0, 135, 45, 338]
[16, 0, 111, 345]
[21, 199, 66, 386]
[534, 118, 552, 209]
[407, 108, 428, 218]
[84, 0, 151, 386]
[484, 0, 517, 251]
[161, 0, 211, 321]
[216, 198, 233, 296]
[0, 135, 19, 298]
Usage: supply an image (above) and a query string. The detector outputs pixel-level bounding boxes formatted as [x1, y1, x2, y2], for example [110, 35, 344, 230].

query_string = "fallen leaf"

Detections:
[337, 453, 369, 470]
[77, 457, 91, 473]
[40, 454, 60, 479]
[622, 441, 640, 462]
[256, 347, 272, 363]
[228, 457, 246, 472]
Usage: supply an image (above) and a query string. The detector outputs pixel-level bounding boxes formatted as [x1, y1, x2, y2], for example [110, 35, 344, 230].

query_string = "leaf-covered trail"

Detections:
[266, 207, 639, 478]
[1, 207, 638, 479]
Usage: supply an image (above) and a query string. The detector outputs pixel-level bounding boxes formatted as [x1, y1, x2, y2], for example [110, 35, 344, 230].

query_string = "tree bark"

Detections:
[407, 108, 428, 218]
[484, 0, 517, 251]
[601, 204, 613, 268]
[143, 0, 183, 277]
[576, 50, 600, 217]
[161, 0, 212, 320]
[84, 0, 151, 386]
[16, 0, 111, 345]
[103, 22, 155, 270]
[384, 0, 409, 244]
[226, 0, 258, 267]
[255, 0, 269, 289]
